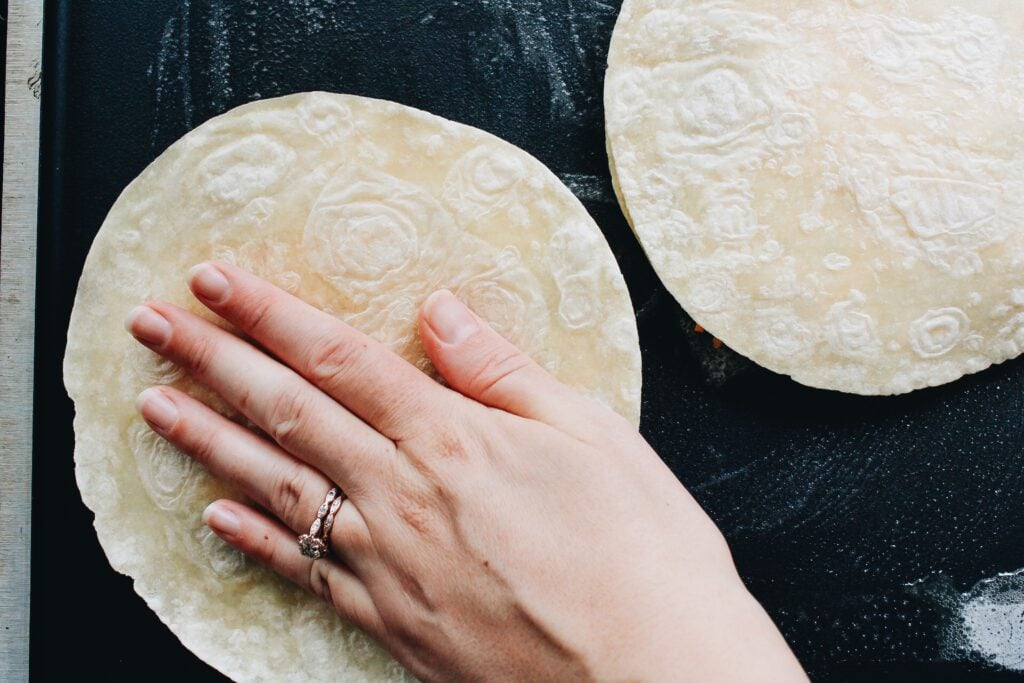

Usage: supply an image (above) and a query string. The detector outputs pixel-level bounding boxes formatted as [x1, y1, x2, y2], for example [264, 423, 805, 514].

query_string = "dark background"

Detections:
[32, 1, 1024, 681]
[1, 0, 10, 191]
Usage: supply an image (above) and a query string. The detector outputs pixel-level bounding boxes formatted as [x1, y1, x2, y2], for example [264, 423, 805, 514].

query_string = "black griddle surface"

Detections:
[34, 2, 1024, 680]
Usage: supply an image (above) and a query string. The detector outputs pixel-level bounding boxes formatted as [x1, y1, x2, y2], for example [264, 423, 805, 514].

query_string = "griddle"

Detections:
[34, 1, 1024, 680]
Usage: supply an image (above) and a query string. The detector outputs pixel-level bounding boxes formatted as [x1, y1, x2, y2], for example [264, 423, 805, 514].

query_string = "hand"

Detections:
[126, 262, 806, 682]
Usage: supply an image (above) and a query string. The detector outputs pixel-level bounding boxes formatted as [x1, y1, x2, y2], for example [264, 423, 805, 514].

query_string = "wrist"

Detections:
[597, 576, 805, 683]
[645, 581, 806, 682]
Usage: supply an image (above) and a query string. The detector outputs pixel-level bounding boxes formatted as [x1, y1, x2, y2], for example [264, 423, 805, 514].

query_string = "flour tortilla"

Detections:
[606, 0, 1024, 394]
[64, 92, 641, 681]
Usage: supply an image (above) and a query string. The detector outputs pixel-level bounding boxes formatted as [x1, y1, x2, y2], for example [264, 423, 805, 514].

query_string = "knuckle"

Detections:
[370, 394, 421, 439]
[235, 384, 255, 415]
[430, 424, 470, 461]
[388, 590, 438, 638]
[304, 335, 366, 385]
[392, 484, 439, 537]
[391, 619, 428, 653]
[307, 560, 334, 604]
[468, 347, 532, 398]
[187, 426, 220, 467]
[266, 385, 314, 447]
[183, 334, 219, 377]
[237, 291, 278, 336]
[271, 462, 310, 526]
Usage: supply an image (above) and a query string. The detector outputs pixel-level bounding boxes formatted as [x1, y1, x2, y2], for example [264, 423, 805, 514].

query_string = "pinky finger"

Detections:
[203, 499, 384, 638]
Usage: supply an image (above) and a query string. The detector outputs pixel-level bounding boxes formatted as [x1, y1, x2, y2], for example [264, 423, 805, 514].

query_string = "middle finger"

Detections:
[126, 301, 398, 499]
[188, 262, 450, 442]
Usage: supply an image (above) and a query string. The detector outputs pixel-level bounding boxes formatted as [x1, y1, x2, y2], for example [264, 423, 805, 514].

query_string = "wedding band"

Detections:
[322, 496, 343, 537]
[298, 486, 341, 559]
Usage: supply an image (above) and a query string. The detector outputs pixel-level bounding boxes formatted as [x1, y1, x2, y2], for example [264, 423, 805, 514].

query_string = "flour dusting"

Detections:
[957, 570, 1024, 671]
[475, 0, 617, 122]
[909, 568, 1024, 672]
[206, 0, 233, 110]
[558, 173, 615, 204]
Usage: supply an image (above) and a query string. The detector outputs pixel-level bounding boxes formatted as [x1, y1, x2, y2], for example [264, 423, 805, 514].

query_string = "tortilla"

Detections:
[64, 92, 641, 681]
[606, 0, 1024, 394]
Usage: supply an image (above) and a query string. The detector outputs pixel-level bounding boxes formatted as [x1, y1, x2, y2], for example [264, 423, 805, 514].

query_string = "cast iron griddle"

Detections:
[34, 1, 1024, 680]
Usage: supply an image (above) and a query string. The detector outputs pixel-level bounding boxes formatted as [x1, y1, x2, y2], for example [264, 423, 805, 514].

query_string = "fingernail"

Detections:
[189, 263, 230, 304]
[136, 388, 180, 431]
[425, 290, 479, 345]
[203, 502, 241, 536]
[125, 305, 171, 346]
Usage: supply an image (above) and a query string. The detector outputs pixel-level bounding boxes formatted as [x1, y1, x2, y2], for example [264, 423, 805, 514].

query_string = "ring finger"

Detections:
[202, 498, 384, 639]
[136, 385, 378, 573]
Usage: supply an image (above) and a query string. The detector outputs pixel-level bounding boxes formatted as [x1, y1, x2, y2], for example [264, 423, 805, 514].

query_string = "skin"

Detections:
[126, 261, 807, 682]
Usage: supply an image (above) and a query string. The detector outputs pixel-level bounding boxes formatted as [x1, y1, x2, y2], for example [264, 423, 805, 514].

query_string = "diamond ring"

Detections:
[298, 486, 342, 559]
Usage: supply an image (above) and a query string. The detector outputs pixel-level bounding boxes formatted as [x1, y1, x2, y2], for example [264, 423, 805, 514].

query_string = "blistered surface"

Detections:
[606, 0, 1024, 394]
[63, 92, 641, 682]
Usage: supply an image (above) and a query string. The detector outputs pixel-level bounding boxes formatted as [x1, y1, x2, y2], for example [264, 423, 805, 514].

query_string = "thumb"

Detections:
[418, 290, 581, 424]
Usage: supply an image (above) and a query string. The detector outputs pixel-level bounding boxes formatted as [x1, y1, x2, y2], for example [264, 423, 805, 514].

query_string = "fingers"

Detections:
[125, 302, 397, 498]
[418, 290, 590, 429]
[135, 385, 375, 572]
[188, 261, 450, 442]
[202, 499, 384, 638]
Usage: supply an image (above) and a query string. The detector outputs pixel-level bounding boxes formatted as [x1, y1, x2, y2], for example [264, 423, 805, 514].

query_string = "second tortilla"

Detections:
[606, 0, 1024, 394]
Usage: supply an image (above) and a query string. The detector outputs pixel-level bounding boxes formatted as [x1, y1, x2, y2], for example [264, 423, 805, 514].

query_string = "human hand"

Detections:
[126, 262, 806, 682]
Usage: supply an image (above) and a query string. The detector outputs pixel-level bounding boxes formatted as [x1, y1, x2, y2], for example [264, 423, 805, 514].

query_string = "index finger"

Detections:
[188, 261, 448, 442]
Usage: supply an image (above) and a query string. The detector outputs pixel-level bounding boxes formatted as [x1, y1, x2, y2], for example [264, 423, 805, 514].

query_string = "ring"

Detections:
[298, 486, 342, 559]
